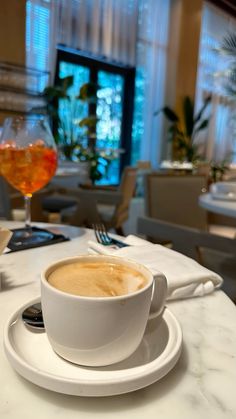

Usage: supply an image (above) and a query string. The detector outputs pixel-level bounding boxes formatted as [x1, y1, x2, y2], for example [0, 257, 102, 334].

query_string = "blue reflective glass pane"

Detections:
[131, 67, 145, 165]
[58, 62, 90, 154]
[96, 71, 124, 184]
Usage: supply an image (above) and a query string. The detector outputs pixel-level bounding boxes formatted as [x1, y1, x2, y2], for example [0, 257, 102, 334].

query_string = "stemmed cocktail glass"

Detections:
[0, 116, 57, 246]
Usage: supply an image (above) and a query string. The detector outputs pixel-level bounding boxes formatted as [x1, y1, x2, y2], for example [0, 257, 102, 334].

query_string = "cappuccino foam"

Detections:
[47, 261, 148, 297]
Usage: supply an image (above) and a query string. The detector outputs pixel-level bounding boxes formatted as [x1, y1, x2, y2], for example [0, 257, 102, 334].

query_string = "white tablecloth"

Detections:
[0, 221, 236, 419]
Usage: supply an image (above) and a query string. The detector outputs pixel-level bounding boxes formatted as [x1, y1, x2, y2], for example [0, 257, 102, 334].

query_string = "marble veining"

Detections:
[0, 222, 236, 418]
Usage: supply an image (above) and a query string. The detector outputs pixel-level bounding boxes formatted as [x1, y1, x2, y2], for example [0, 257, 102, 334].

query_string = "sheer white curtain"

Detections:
[26, 0, 171, 166]
[195, 1, 236, 163]
[55, 0, 139, 66]
[137, 0, 170, 166]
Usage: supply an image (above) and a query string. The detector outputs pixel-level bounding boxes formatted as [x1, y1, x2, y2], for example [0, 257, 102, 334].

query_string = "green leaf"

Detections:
[194, 95, 211, 124]
[220, 32, 236, 56]
[43, 86, 58, 100]
[59, 75, 74, 91]
[77, 83, 100, 102]
[194, 118, 209, 133]
[183, 96, 194, 137]
[163, 107, 179, 122]
[43, 86, 69, 100]
[224, 66, 236, 96]
[78, 116, 99, 128]
[176, 137, 188, 149]
[155, 106, 179, 123]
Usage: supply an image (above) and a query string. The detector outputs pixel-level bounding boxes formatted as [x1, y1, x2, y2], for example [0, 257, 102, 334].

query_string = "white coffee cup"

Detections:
[41, 255, 167, 367]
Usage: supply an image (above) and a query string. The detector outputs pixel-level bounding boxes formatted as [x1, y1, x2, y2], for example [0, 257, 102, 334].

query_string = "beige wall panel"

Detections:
[0, 0, 26, 65]
[175, 0, 203, 117]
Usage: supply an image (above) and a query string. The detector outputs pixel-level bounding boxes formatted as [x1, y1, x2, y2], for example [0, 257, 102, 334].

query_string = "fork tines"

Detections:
[93, 223, 112, 246]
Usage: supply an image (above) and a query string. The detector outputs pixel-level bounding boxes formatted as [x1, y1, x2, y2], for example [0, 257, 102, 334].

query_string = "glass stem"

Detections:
[24, 195, 32, 230]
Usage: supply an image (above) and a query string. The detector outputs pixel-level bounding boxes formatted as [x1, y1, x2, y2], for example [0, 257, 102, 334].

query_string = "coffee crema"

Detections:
[47, 261, 148, 297]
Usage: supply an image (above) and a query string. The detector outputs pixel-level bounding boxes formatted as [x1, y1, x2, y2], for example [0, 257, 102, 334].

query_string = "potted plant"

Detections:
[155, 95, 211, 163]
[209, 160, 230, 183]
[208, 32, 236, 180]
[218, 32, 236, 97]
[38, 76, 116, 184]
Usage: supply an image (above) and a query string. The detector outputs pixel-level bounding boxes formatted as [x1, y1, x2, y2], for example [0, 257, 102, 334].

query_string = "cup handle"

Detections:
[149, 272, 167, 320]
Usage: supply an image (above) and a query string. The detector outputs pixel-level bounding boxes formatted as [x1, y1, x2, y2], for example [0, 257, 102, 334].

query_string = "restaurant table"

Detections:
[1, 221, 236, 419]
[199, 192, 236, 218]
[51, 162, 90, 189]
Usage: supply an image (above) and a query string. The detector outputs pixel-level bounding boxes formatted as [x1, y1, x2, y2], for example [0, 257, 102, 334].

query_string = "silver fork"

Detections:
[92, 224, 129, 248]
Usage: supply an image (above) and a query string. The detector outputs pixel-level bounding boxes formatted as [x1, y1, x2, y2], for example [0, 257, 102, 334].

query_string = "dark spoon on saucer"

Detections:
[22, 302, 44, 329]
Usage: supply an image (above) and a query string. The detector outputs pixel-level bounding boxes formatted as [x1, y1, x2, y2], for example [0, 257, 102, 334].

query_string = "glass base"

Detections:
[11, 228, 54, 247]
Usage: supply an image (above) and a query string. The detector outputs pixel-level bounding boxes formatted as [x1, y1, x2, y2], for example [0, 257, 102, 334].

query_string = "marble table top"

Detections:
[1, 221, 236, 419]
[199, 192, 236, 218]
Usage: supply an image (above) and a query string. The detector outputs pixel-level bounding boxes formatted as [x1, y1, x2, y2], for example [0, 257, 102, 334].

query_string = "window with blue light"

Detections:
[55, 47, 135, 184]
[26, 1, 139, 183]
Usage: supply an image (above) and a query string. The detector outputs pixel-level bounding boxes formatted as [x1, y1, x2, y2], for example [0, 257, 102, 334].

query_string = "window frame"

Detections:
[55, 45, 136, 177]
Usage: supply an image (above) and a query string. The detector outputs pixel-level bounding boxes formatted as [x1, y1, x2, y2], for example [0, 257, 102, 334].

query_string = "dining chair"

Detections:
[97, 166, 137, 234]
[42, 187, 78, 218]
[137, 216, 236, 303]
[144, 172, 236, 238]
[136, 160, 152, 197]
[144, 172, 208, 230]
[60, 188, 105, 227]
[61, 166, 137, 234]
[41, 185, 102, 226]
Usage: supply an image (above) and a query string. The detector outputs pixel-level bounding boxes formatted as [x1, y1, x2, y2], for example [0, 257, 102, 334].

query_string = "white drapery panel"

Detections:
[26, 0, 51, 72]
[195, 1, 236, 162]
[26, 0, 139, 74]
[26, 0, 58, 82]
[137, 0, 170, 166]
[26, 0, 171, 166]
[56, 0, 139, 66]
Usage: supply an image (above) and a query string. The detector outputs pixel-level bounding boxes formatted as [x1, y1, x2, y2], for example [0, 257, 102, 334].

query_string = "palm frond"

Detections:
[228, 66, 236, 83]
[224, 66, 236, 96]
[194, 95, 211, 124]
[220, 32, 236, 56]
[155, 106, 179, 123]
[183, 96, 194, 137]
[193, 118, 209, 135]
[225, 85, 236, 96]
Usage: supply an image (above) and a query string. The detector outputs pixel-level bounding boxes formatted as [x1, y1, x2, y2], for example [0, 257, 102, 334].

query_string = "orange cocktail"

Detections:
[0, 140, 57, 196]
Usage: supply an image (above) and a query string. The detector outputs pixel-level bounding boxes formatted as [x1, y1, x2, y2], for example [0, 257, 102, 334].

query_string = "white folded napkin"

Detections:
[88, 235, 223, 300]
[0, 227, 12, 254]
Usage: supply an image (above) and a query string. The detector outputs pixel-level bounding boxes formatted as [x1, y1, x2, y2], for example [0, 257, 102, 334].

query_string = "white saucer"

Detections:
[4, 298, 182, 397]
